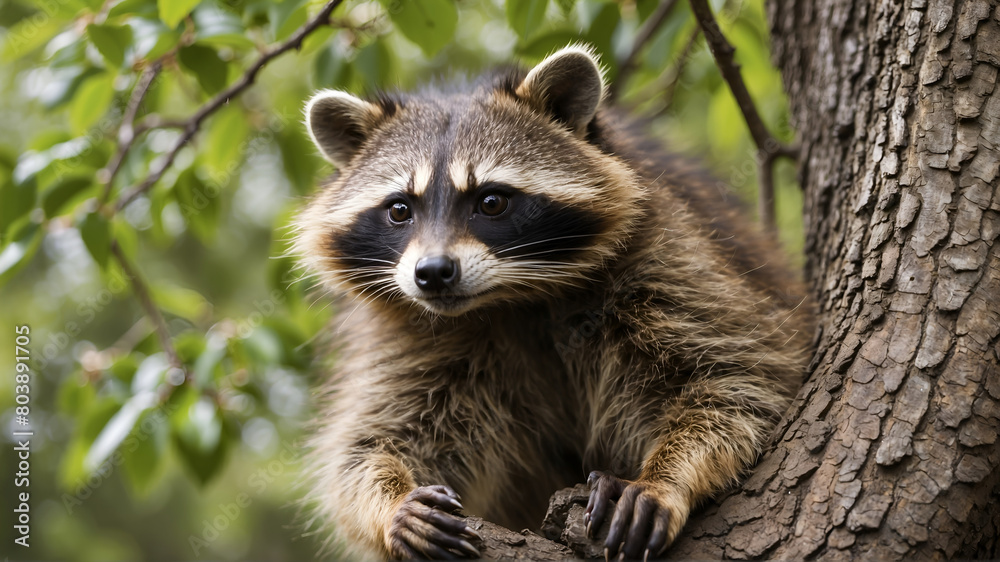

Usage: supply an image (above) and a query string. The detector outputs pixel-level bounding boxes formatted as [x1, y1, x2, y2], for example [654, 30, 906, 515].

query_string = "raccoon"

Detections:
[295, 45, 814, 560]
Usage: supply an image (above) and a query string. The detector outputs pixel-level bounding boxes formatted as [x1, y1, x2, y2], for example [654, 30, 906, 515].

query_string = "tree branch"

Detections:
[612, 0, 681, 101]
[98, 0, 345, 382]
[634, 24, 701, 118]
[99, 61, 162, 204]
[110, 239, 181, 369]
[114, 0, 344, 211]
[688, 0, 797, 232]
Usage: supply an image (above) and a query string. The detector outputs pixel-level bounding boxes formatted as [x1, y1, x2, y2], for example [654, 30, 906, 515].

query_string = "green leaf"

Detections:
[128, 17, 180, 60]
[354, 39, 394, 90]
[59, 397, 121, 489]
[269, 0, 309, 42]
[40, 66, 104, 109]
[69, 72, 116, 135]
[636, 0, 659, 21]
[147, 183, 174, 246]
[58, 373, 97, 416]
[383, 0, 457, 57]
[313, 43, 353, 89]
[108, 355, 140, 386]
[158, 0, 201, 29]
[516, 28, 580, 60]
[506, 0, 549, 40]
[122, 408, 169, 496]
[86, 23, 133, 68]
[278, 126, 319, 195]
[300, 25, 335, 55]
[171, 390, 229, 485]
[50, 34, 88, 68]
[0, 175, 37, 237]
[192, 336, 227, 387]
[203, 105, 248, 179]
[583, 1, 620, 69]
[42, 175, 94, 218]
[1, 15, 63, 61]
[173, 167, 221, 242]
[177, 43, 228, 95]
[111, 215, 139, 263]
[173, 331, 207, 364]
[554, 0, 575, 15]
[0, 221, 41, 282]
[110, 0, 161, 19]
[84, 391, 157, 472]
[78, 210, 111, 269]
[242, 327, 283, 366]
[151, 283, 211, 322]
[192, 4, 255, 50]
[131, 353, 169, 393]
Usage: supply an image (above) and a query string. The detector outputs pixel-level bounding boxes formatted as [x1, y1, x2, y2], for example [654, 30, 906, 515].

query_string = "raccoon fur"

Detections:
[295, 45, 815, 560]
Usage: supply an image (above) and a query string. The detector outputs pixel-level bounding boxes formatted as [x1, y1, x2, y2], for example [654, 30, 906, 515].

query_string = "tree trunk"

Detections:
[670, 0, 1000, 558]
[468, 1, 1000, 558]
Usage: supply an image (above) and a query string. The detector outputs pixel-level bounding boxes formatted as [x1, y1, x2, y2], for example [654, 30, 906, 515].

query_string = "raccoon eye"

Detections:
[478, 193, 509, 217]
[388, 202, 412, 223]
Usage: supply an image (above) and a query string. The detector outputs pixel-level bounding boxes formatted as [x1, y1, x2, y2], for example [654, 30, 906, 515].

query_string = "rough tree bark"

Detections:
[669, 0, 1000, 558]
[469, 0, 1000, 558]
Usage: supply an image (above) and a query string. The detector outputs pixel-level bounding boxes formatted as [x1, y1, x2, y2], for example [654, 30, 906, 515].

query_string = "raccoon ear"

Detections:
[516, 45, 605, 136]
[305, 90, 385, 168]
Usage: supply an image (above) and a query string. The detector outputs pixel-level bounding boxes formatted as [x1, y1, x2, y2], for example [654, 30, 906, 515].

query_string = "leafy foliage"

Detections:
[0, 0, 800, 559]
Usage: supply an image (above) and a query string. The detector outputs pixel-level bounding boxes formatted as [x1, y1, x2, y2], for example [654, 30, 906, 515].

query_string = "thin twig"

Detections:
[612, 0, 681, 101]
[688, 0, 797, 232]
[134, 116, 189, 133]
[99, 61, 162, 204]
[635, 24, 701, 118]
[659, 26, 701, 112]
[115, 0, 344, 211]
[110, 239, 181, 368]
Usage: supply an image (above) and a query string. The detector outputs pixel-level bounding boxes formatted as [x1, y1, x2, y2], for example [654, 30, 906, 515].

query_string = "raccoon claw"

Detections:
[584, 471, 627, 539]
[387, 485, 481, 559]
[586, 473, 684, 560]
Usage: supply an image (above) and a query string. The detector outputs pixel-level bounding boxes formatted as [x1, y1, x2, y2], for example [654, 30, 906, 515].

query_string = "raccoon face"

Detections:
[296, 46, 643, 317]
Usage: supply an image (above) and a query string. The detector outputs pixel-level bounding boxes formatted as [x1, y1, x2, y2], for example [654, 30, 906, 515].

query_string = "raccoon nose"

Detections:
[414, 255, 460, 292]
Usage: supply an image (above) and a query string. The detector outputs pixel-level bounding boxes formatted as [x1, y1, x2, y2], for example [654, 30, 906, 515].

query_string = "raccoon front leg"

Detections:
[316, 441, 481, 560]
[585, 375, 789, 559]
[386, 485, 481, 559]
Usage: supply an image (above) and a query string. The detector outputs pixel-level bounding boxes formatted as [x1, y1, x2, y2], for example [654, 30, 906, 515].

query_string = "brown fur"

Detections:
[296, 47, 815, 559]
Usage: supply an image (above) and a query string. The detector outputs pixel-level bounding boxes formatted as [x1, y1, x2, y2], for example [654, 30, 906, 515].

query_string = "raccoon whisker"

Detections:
[336, 280, 399, 330]
[495, 264, 592, 280]
[494, 257, 584, 267]
[493, 271, 585, 283]
[495, 262, 584, 271]
[494, 234, 598, 255]
[351, 280, 397, 293]
[326, 256, 398, 265]
[369, 285, 404, 303]
[340, 270, 395, 281]
[383, 246, 404, 257]
[338, 266, 396, 278]
[307, 286, 341, 314]
[495, 247, 592, 259]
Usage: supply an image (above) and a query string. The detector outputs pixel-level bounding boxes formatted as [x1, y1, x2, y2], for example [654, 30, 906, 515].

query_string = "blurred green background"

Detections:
[0, 0, 800, 559]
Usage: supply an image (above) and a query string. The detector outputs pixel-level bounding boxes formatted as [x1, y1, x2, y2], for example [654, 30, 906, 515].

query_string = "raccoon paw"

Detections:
[386, 485, 482, 560]
[584, 471, 687, 561]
